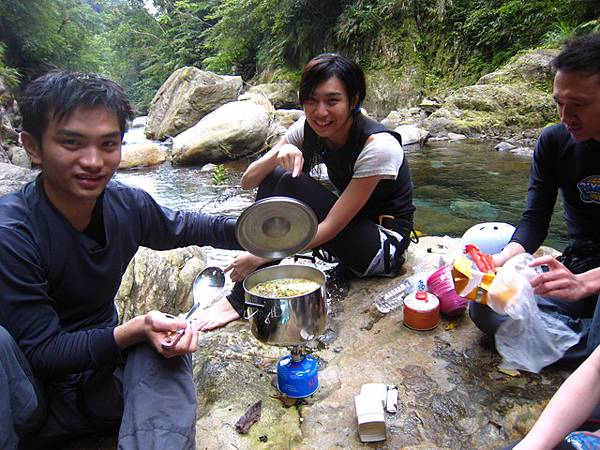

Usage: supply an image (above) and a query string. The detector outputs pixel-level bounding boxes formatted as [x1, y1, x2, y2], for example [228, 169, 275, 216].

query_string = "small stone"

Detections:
[498, 366, 521, 377]
[448, 132, 467, 140]
[494, 142, 516, 152]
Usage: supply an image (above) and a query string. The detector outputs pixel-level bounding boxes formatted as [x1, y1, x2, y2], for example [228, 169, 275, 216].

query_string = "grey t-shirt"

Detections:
[285, 116, 404, 180]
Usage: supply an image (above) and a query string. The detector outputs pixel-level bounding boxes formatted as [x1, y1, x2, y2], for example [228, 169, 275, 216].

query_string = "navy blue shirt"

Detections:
[0, 177, 239, 378]
[512, 124, 600, 252]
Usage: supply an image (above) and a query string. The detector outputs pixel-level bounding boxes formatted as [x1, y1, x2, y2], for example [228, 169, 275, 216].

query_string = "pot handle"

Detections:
[244, 308, 259, 320]
[293, 254, 317, 265]
[245, 300, 266, 309]
[243, 300, 265, 320]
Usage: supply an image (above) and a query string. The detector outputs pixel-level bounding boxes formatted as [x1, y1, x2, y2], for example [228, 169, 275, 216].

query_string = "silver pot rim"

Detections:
[243, 264, 325, 299]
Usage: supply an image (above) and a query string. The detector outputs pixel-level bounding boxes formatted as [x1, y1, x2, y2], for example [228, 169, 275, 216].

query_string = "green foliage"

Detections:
[201, 0, 278, 77]
[0, 44, 20, 88]
[211, 164, 228, 185]
[0, 0, 102, 81]
[202, 0, 346, 78]
[94, 0, 168, 113]
[0, 0, 598, 113]
[83, 0, 217, 113]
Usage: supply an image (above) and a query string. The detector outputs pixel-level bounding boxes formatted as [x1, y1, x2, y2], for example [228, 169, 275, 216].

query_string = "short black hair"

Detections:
[299, 53, 366, 109]
[552, 32, 600, 77]
[20, 70, 134, 144]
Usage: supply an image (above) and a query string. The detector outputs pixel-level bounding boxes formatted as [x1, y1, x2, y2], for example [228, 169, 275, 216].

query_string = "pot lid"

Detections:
[236, 197, 318, 259]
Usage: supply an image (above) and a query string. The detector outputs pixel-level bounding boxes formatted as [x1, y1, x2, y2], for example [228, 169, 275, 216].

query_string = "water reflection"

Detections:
[409, 141, 567, 251]
[114, 140, 568, 266]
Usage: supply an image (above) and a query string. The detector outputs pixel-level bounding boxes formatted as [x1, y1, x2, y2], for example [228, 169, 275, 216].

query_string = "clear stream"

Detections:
[115, 140, 568, 265]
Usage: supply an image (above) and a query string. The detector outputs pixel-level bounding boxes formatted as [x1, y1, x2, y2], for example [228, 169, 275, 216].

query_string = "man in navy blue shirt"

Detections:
[471, 32, 600, 364]
[0, 71, 240, 449]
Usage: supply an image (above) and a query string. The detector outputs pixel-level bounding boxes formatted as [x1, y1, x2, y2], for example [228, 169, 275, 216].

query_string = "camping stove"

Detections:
[277, 345, 319, 398]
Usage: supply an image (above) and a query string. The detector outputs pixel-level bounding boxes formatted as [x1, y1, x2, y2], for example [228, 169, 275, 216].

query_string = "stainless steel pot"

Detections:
[244, 265, 327, 346]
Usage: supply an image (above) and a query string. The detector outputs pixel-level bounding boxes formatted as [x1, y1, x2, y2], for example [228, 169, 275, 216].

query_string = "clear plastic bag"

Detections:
[488, 254, 582, 373]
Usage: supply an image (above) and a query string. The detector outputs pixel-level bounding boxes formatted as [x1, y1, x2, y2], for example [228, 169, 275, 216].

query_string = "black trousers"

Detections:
[470, 294, 600, 365]
[226, 167, 412, 315]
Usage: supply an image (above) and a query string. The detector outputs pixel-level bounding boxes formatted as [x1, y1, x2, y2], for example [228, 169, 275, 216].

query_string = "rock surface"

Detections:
[44, 236, 572, 450]
[187, 236, 570, 449]
[363, 68, 421, 120]
[115, 245, 207, 322]
[394, 124, 430, 146]
[422, 48, 559, 144]
[246, 81, 299, 109]
[0, 162, 37, 196]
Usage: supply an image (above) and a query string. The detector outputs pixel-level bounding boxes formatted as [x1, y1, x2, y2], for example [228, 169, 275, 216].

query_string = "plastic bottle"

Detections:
[375, 278, 416, 314]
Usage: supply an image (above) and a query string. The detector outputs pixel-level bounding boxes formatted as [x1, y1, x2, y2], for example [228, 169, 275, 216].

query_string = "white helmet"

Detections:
[460, 222, 516, 255]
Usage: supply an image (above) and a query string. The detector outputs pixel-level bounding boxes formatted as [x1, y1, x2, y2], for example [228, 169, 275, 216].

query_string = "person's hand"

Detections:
[492, 241, 526, 267]
[275, 144, 304, 177]
[144, 310, 199, 357]
[492, 252, 510, 267]
[528, 255, 589, 302]
[224, 252, 270, 282]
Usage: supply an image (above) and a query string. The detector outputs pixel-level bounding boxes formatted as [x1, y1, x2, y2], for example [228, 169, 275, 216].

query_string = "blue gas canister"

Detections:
[277, 353, 319, 398]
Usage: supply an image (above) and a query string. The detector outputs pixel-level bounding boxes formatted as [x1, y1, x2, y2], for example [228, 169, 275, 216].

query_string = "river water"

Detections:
[114, 140, 568, 266]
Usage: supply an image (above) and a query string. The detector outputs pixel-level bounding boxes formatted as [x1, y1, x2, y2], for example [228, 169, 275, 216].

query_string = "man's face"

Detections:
[553, 70, 600, 142]
[21, 105, 122, 216]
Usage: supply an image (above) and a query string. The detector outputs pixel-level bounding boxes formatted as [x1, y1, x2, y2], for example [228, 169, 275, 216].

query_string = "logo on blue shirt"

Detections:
[577, 176, 600, 203]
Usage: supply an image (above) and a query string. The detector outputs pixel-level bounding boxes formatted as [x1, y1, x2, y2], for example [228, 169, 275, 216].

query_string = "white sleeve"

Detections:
[353, 133, 404, 179]
[284, 115, 305, 147]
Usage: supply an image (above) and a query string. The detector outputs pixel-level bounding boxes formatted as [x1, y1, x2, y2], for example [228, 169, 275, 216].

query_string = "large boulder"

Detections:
[119, 142, 167, 169]
[236, 91, 275, 116]
[115, 245, 207, 322]
[424, 83, 555, 140]
[394, 124, 430, 146]
[422, 48, 559, 142]
[273, 109, 303, 130]
[266, 109, 304, 147]
[0, 143, 9, 164]
[7, 144, 31, 169]
[0, 75, 21, 159]
[246, 81, 298, 109]
[477, 48, 559, 88]
[145, 67, 243, 140]
[363, 67, 422, 120]
[381, 107, 424, 130]
[171, 100, 271, 166]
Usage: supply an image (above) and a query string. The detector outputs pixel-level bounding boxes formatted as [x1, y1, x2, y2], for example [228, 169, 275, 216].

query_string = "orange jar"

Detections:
[403, 291, 440, 331]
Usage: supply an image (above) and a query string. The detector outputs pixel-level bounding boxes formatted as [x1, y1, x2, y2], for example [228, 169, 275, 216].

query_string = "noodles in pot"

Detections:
[249, 278, 320, 298]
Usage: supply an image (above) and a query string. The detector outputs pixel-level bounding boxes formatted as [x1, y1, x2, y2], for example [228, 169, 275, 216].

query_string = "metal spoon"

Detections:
[161, 266, 226, 349]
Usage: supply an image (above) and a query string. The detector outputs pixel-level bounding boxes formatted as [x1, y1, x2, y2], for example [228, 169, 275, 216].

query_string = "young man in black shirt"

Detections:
[0, 71, 240, 449]
[470, 32, 600, 364]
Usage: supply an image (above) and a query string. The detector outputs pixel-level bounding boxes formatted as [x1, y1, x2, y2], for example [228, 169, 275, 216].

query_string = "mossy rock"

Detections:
[425, 82, 555, 139]
[193, 328, 303, 449]
[478, 48, 560, 91]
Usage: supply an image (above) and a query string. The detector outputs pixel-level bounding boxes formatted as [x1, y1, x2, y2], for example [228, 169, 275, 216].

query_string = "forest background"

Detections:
[0, 0, 598, 115]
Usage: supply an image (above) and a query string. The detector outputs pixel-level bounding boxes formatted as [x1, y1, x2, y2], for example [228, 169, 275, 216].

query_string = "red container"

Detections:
[426, 264, 468, 317]
[403, 291, 440, 331]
